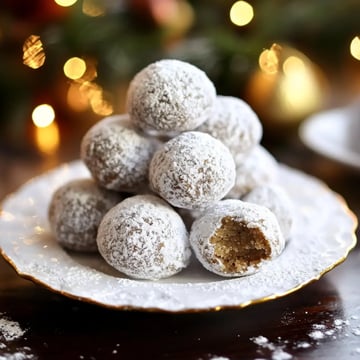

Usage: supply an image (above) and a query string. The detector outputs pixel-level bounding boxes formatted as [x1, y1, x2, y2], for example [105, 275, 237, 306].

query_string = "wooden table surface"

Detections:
[0, 137, 359, 360]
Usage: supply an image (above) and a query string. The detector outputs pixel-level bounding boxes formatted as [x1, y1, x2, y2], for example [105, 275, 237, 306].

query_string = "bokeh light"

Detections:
[34, 121, 60, 155]
[74, 81, 114, 116]
[67, 83, 89, 112]
[152, 0, 194, 38]
[63, 57, 87, 80]
[283, 56, 305, 76]
[32, 104, 55, 128]
[23, 35, 45, 69]
[259, 44, 281, 74]
[230, 1, 254, 27]
[54, 0, 78, 7]
[350, 36, 360, 61]
[82, 0, 106, 17]
[280, 56, 320, 116]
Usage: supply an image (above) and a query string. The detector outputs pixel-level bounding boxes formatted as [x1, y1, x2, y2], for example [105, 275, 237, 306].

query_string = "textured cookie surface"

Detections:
[48, 178, 122, 252]
[81, 114, 159, 191]
[197, 95, 262, 162]
[149, 131, 236, 210]
[227, 145, 279, 199]
[190, 199, 285, 277]
[243, 184, 294, 240]
[126, 59, 216, 132]
[97, 194, 191, 280]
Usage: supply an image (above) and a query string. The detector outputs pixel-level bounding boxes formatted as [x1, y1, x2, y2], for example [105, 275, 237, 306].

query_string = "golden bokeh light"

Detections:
[280, 57, 321, 117]
[259, 44, 282, 74]
[153, 0, 194, 39]
[54, 0, 78, 7]
[80, 58, 98, 81]
[90, 96, 114, 116]
[82, 0, 106, 17]
[67, 83, 89, 112]
[230, 1, 254, 27]
[63, 57, 87, 80]
[79, 81, 102, 100]
[34, 121, 60, 155]
[283, 56, 305, 76]
[32, 104, 55, 128]
[350, 36, 360, 61]
[23, 35, 46, 69]
[70, 81, 114, 116]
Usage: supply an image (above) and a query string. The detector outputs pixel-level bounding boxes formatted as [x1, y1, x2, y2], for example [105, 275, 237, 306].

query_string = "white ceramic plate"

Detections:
[299, 101, 360, 170]
[0, 161, 357, 312]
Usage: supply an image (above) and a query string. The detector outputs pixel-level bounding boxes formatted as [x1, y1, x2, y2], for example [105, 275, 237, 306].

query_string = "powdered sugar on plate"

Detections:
[0, 161, 356, 312]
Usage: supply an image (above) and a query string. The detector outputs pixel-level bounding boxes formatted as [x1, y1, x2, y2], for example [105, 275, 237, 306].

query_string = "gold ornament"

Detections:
[246, 43, 328, 133]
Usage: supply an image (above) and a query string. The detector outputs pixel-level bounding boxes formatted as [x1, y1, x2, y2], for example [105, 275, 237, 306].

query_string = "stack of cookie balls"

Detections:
[48, 59, 294, 281]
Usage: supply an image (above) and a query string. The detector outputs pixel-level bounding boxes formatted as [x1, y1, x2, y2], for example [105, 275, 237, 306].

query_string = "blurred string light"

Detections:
[168, 0, 195, 38]
[23, 35, 45, 69]
[67, 83, 89, 112]
[63, 57, 87, 80]
[82, 0, 106, 17]
[350, 36, 360, 61]
[259, 44, 282, 74]
[279, 55, 320, 114]
[63, 57, 113, 116]
[144, 0, 194, 44]
[230, 1, 254, 27]
[54, 0, 78, 7]
[34, 122, 60, 155]
[32, 104, 60, 154]
[32, 104, 55, 128]
[80, 81, 114, 116]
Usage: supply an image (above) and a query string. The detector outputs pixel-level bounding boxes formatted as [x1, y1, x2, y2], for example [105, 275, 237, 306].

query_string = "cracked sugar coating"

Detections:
[190, 199, 285, 277]
[48, 178, 123, 252]
[96, 194, 191, 280]
[149, 131, 236, 210]
[126, 59, 216, 132]
[243, 184, 294, 241]
[81, 114, 159, 192]
[227, 145, 279, 199]
[197, 96, 262, 163]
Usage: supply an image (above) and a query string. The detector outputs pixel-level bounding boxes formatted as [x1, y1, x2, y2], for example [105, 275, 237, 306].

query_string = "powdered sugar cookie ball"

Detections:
[149, 131, 236, 210]
[197, 96, 262, 163]
[48, 178, 123, 252]
[243, 184, 294, 240]
[227, 145, 278, 198]
[126, 59, 216, 132]
[81, 114, 159, 192]
[190, 199, 285, 277]
[97, 194, 191, 280]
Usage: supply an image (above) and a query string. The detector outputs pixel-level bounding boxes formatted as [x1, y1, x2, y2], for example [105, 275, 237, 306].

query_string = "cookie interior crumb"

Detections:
[209, 216, 271, 273]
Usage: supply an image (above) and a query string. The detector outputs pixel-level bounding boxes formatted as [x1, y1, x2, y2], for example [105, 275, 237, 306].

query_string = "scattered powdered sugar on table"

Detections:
[251, 311, 360, 359]
[308, 330, 325, 340]
[0, 351, 36, 360]
[0, 315, 26, 341]
[0, 314, 36, 359]
[307, 318, 349, 342]
[251, 336, 293, 360]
